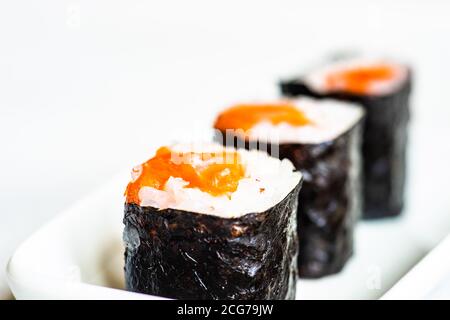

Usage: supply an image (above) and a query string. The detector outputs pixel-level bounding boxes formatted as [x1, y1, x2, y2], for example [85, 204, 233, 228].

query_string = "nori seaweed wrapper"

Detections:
[123, 181, 301, 300]
[216, 122, 363, 278]
[280, 69, 412, 219]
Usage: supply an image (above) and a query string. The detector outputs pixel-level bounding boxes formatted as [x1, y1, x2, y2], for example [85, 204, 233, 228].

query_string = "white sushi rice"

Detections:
[241, 97, 364, 144]
[303, 57, 408, 96]
[135, 143, 302, 218]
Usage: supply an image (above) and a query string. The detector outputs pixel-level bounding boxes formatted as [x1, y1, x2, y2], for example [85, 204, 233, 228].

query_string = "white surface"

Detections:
[382, 234, 450, 300]
[1, 0, 450, 298]
[6, 173, 163, 300]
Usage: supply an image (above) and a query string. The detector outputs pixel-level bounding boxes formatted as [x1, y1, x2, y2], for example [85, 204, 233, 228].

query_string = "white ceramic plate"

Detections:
[382, 234, 450, 300]
[6, 173, 159, 300]
[6, 121, 450, 299]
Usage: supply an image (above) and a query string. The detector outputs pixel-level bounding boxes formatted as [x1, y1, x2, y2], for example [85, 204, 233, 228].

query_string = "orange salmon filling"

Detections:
[214, 103, 311, 132]
[325, 64, 396, 95]
[125, 147, 245, 204]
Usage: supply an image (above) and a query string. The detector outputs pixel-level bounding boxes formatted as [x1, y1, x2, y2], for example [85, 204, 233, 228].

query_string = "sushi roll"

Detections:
[123, 143, 302, 299]
[280, 57, 412, 219]
[214, 99, 364, 278]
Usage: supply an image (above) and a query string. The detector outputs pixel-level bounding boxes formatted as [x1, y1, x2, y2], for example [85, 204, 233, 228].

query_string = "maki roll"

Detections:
[214, 99, 364, 278]
[123, 143, 302, 299]
[280, 57, 412, 219]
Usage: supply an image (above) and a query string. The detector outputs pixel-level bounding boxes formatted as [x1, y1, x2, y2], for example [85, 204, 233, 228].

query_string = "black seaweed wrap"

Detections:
[216, 123, 362, 278]
[280, 71, 411, 219]
[123, 181, 301, 300]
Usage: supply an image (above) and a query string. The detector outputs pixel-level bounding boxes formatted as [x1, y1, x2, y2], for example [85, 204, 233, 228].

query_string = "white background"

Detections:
[1, 0, 450, 298]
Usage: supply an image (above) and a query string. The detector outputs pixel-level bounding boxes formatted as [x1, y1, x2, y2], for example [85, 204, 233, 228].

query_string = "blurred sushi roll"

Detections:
[214, 99, 364, 278]
[123, 143, 302, 299]
[280, 57, 412, 219]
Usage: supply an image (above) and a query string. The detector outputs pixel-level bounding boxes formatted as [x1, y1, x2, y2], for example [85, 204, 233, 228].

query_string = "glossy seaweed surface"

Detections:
[280, 72, 411, 219]
[123, 182, 301, 300]
[216, 124, 362, 278]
